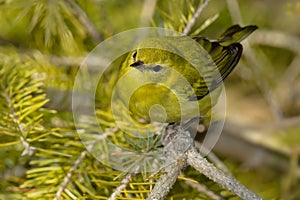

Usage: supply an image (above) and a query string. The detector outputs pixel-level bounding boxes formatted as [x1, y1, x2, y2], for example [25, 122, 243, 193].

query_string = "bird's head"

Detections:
[126, 37, 183, 74]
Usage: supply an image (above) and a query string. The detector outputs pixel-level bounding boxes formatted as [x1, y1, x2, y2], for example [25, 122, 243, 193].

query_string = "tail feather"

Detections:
[218, 24, 258, 46]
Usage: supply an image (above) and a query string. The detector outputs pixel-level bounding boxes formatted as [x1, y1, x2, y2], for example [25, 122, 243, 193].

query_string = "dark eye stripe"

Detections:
[153, 65, 162, 72]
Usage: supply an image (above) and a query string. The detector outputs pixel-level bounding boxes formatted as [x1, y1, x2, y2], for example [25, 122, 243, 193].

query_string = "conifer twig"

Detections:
[182, 0, 210, 36]
[226, 0, 242, 24]
[248, 30, 300, 84]
[53, 146, 89, 200]
[64, 0, 103, 43]
[108, 172, 135, 200]
[184, 181, 222, 200]
[140, 0, 157, 27]
[226, 0, 284, 121]
[54, 128, 116, 200]
[4, 93, 37, 156]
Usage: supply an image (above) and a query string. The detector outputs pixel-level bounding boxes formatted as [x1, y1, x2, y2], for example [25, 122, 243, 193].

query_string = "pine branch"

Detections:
[147, 126, 191, 200]
[147, 161, 183, 200]
[3, 91, 36, 156]
[248, 30, 300, 85]
[53, 149, 89, 200]
[195, 141, 230, 174]
[54, 128, 116, 200]
[0, 55, 49, 153]
[5, 0, 91, 53]
[156, 0, 217, 36]
[147, 127, 262, 200]
[140, 0, 157, 27]
[226, 0, 242, 24]
[64, 0, 103, 43]
[182, 0, 210, 36]
[187, 147, 262, 200]
[108, 173, 134, 200]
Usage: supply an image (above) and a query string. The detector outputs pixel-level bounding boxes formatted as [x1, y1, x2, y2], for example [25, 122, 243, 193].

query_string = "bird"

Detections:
[114, 25, 258, 124]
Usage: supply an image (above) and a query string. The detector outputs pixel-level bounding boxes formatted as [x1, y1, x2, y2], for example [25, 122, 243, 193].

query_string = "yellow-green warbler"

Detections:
[115, 25, 257, 124]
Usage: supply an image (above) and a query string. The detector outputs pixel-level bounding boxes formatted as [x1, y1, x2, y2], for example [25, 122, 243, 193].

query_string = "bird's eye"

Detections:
[132, 51, 137, 60]
[153, 65, 162, 72]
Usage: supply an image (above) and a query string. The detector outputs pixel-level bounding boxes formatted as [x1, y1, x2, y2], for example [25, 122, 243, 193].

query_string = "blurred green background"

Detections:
[0, 0, 300, 199]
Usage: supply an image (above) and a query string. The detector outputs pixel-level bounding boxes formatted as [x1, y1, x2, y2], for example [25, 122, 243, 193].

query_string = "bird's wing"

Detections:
[189, 25, 257, 100]
[190, 37, 243, 100]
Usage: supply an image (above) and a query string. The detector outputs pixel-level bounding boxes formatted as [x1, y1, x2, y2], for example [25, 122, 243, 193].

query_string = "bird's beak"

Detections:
[130, 60, 145, 71]
[130, 60, 144, 67]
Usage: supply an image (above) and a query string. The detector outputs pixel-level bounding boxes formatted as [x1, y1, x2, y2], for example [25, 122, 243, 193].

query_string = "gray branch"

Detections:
[147, 163, 182, 200]
[147, 126, 262, 200]
[147, 127, 192, 200]
[187, 147, 262, 200]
